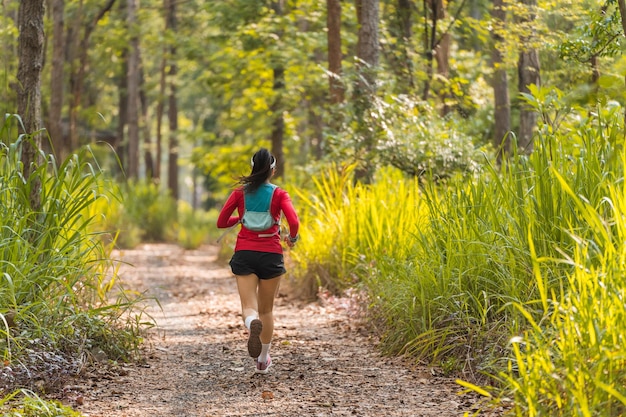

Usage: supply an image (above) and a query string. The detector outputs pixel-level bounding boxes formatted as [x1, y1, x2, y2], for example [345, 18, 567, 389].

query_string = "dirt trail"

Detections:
[76, 243, 489, 417]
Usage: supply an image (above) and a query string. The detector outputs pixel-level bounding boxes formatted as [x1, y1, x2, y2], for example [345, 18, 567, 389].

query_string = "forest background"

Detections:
[2, 0, 626, 415]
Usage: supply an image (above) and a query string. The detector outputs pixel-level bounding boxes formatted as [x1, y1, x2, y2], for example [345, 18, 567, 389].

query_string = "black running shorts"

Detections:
[229, 250, 286, 280]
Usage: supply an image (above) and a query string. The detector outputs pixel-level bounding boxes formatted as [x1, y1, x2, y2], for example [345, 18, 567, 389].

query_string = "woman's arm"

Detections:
[279, 190, 300, 241]
[216, 191, 242, 228]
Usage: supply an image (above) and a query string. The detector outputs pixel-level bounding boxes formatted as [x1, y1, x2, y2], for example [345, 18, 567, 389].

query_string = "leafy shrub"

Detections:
[115, 180, 177, 244]
[0, 115, 148, 396]
[175, 201, 215, 249]
[323, 94, 489, 181]
[0, 390, 81, 417]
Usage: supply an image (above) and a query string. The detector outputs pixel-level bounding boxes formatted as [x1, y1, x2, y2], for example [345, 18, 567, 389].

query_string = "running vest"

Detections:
[241, 184, 279, 233]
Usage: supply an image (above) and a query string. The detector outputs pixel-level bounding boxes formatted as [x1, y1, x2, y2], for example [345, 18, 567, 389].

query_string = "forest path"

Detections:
[76, 243, 487, 417]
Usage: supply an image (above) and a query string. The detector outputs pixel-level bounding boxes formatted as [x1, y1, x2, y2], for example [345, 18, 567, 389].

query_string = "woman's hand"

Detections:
[284, 234, 299, 248]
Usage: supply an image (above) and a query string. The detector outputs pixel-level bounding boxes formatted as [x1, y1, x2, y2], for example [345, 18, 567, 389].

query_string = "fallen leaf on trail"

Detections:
[261, 390, 274, 400]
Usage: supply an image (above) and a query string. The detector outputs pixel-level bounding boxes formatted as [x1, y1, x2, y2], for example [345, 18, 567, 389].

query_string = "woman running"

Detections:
[216, 148, 300, 374]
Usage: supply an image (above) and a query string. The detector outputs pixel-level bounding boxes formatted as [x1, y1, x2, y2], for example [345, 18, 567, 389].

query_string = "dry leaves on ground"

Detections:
[73, 243, 502, 417]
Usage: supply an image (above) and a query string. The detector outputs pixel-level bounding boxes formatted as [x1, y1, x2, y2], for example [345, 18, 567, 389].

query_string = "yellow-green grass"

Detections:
[291, 102, 626, 414]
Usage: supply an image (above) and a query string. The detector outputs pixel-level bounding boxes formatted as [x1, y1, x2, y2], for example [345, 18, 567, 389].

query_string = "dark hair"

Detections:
[238, 148, 276, 193]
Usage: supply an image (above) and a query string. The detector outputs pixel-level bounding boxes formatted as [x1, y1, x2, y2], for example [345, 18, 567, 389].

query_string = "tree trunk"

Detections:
[126, 0, 140, 180]
[48, 0, 65, 161]
[140, 60, 154, 180]
[491, 0, 510, 163]
[16, 0, 45, 211]
[116, 50, 128, 178]
[155, 52, 166, 181]
[353, 0, 379, 183]
[422, 0, 434, 100]
[270, 0, 286, 178]
[68, 0, 116, 155]
[397, 0, 415, 91]
[271, 66, 285, 178]
[327, 0, 344, 104]
[166, 0, 178, 200]
[433, 0, 451, 115]
[517, 0, 540, 155]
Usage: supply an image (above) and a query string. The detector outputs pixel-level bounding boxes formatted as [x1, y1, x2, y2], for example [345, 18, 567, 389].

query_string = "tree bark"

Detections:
[491, 0, 510, 163]
[433, 0, 451, 115]
[16, 0, 45, 211]
[270, 0, 286, 178]
[140, 59, 154, 180]
[517, 0, 539, 155]
[397, 0, 415, 91]
[327, 0, 344, 104]
[126, 0, 140, 180]
[353, 0, 379, 183]
[68, 0, 116, 155]
[48, 0, 65, 161]
[271, 66, 285, 178]
[166, 0, 179, 200]
[155, 52, 166, 181]
[421, 0, 434, 100]
[517, 48, 540, 154]
[116, 50, 128, 178]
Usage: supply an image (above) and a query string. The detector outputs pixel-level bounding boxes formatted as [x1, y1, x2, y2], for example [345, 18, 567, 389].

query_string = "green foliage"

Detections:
[0, 115, 149, 395]
[292, 91, 626, 413]
[290, 164, 427, 297]
[376, 97, 490, 180]
[115, 180, 177, 244]
[192, 142, 267, 206]
[175, 201, 215, 250]
[98, 180, 214, 249]
[1, 390, 82, 417]
[503, 185, 626, 416]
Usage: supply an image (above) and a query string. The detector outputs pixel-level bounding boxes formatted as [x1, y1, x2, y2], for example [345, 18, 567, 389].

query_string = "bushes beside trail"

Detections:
[291, 103, 626, 415]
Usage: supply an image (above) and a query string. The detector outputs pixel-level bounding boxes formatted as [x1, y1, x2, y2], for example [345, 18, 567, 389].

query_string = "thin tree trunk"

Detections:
[126, 0, 140, 180]
[517, 0, 540, 154]
[155, 52, 166, 180]
[116, 51, 128, 177]
[16, 0, 45, 211]
[397, 0, 415, 91]
[353, 0, 379, 183]
[271, 66, 285, 178]
[68, 0, 116, 154]
[421, 0, 434, 100]
[271, 0, 286, 178]
[327, 0, 344, 104]
[48, 0, 65, 161]
[166, 0, 178, 200]
[140, 60, 154, 180]
[517, 48, 539, 153]
[491, 0, 511, 163]
[433, 0, 450, 115]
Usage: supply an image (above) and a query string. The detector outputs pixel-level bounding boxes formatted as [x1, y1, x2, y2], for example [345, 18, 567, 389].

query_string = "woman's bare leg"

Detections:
[257, 275, 282, 344]
[235, 274, 259, 323]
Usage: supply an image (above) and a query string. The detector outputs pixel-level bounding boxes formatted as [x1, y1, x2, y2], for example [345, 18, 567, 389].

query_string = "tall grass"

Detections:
[0, 115, 148, 395]
[502, 149, 626, 416]
[292, 98, 626, 413]
[290, 164, 427, 297]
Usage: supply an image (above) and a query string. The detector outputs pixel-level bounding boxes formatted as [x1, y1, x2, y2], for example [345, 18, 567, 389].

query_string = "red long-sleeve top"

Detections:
[217, 185, 300, 254]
